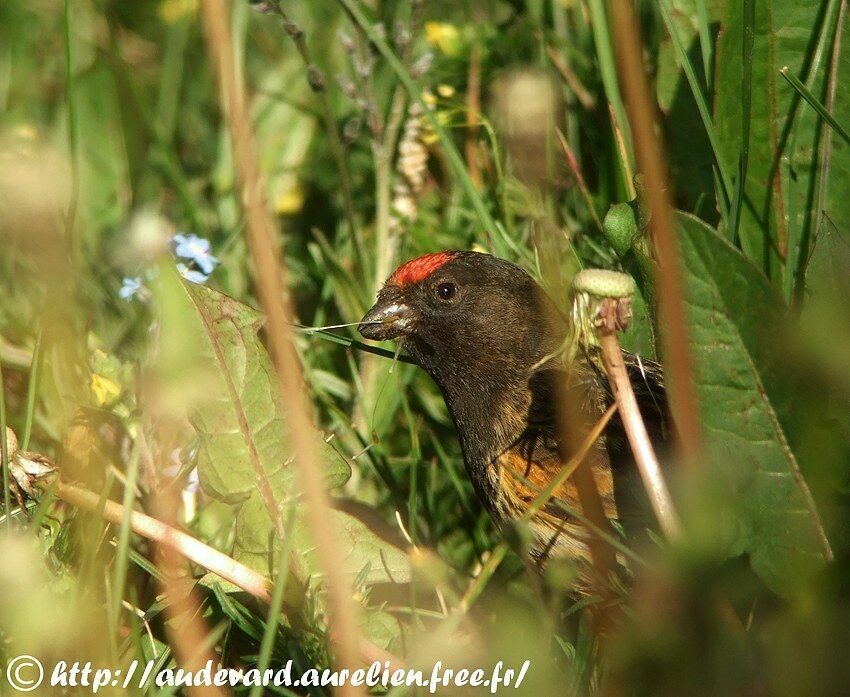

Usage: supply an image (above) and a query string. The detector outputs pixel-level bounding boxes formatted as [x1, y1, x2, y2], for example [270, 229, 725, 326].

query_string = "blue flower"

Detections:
[177, 262, 210, 285]
[173, 233, 220, 274]
[119, 276, 144, 301]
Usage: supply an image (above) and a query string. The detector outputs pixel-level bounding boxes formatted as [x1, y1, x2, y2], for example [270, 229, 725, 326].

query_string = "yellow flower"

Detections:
[436, 84, 455, 98]
[424, 22, 461, 56]
[90, 373, 121, 407]
[275, 180, 305, 216]
[420, 111, 449, 146]
[158, 0, 198, 24]
[13, 124, 37, 140]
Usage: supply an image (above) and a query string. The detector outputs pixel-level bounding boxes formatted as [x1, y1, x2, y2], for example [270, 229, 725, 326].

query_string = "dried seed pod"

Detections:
[391, 102, 430, 224]
[343, 116, 363, 143]
[5, 426, 18, 458]
[410, 53, 434, 79]
[306, 65, 326, 92]
[282, 20, 303, 39]
[394, 22, 411, 50]
[336, 75, 358, 100]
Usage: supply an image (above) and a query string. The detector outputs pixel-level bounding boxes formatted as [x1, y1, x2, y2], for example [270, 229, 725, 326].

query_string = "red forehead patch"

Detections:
[388, 251, 460, 287]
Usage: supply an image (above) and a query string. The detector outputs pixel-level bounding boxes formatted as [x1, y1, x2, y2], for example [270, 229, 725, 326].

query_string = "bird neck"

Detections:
[418, 350, 546, 502]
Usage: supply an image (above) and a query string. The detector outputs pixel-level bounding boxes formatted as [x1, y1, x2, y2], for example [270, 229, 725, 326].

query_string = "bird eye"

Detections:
[436, 282, 457, 301]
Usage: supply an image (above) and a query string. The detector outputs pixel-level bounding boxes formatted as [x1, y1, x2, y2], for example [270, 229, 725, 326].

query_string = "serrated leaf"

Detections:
[678, 212, 830, 592]
[181, 283, 350, 503]
[160, 279, 410, 586]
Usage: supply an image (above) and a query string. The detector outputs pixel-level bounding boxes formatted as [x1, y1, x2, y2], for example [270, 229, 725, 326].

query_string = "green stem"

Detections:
[658, 0, 734, 215]
[109, 439, 142, 634]
[21, 330, 43, 451]
[780, 66, 850, 146]
[728, 0, 755, 243]
[371, 86, 407, 294]
[249, 504, 297, 697]
[694, 0, 714, 92]
[294, 326, 416, 364]
[64, 0, 79, 241]
[587, 0, 634, 176]
[782, 0, 847, 300]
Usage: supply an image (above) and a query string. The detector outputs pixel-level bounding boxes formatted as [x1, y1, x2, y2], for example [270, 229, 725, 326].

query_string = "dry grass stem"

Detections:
[199, 2, 367, 690]
[607, 0, 702, 463]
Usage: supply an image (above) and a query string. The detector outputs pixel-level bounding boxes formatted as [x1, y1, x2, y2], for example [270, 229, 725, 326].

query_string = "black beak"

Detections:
[358, 290, 416, 341]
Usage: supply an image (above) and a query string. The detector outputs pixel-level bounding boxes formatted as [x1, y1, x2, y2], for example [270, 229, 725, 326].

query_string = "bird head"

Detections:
[359, 251, 564, 382]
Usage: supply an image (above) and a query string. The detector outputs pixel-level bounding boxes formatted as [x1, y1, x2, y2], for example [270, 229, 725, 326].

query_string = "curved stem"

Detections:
[596, 327, 681, 540]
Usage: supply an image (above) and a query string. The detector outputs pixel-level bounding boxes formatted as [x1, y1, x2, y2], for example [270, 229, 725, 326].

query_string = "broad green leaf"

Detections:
[359, 608, 403, 651]
[677, 212, 830, 592]
[158, 277, 411, 586]
[292, 510, 412, 586]
[714, 0, 825, 282]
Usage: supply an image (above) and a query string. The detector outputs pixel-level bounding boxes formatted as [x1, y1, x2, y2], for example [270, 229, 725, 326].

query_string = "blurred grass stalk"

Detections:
[198, 0, 388, 682]
[606, 0, 702, 465]
[0, 131, 122, 679]
[495, 68, 624, 615]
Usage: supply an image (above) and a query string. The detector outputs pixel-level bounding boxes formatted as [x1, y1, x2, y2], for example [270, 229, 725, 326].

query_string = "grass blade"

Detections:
[657, 0, 734, 213]
[728, 0, 755, 243]
[780, 65, 850, 146]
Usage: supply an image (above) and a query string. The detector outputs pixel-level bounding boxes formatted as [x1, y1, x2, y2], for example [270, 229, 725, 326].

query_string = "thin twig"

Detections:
[556, 129, 603, 233]
[0, 341, 33, 371]
[466, 45, 483, 187]
[48, 479, 403, 667]
[58, 481, 271, 600]
[546, 45, 596, 111]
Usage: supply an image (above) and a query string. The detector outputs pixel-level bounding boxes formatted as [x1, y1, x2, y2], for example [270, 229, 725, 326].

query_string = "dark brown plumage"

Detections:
[359, 251, 667, 572]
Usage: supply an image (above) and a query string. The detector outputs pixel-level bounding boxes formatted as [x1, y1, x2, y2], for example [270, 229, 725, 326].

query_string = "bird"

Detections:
[358, 251, 668, 583]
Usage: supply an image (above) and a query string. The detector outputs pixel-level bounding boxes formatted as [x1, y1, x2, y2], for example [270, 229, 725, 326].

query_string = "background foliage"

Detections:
[1, 0, 849, 694]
